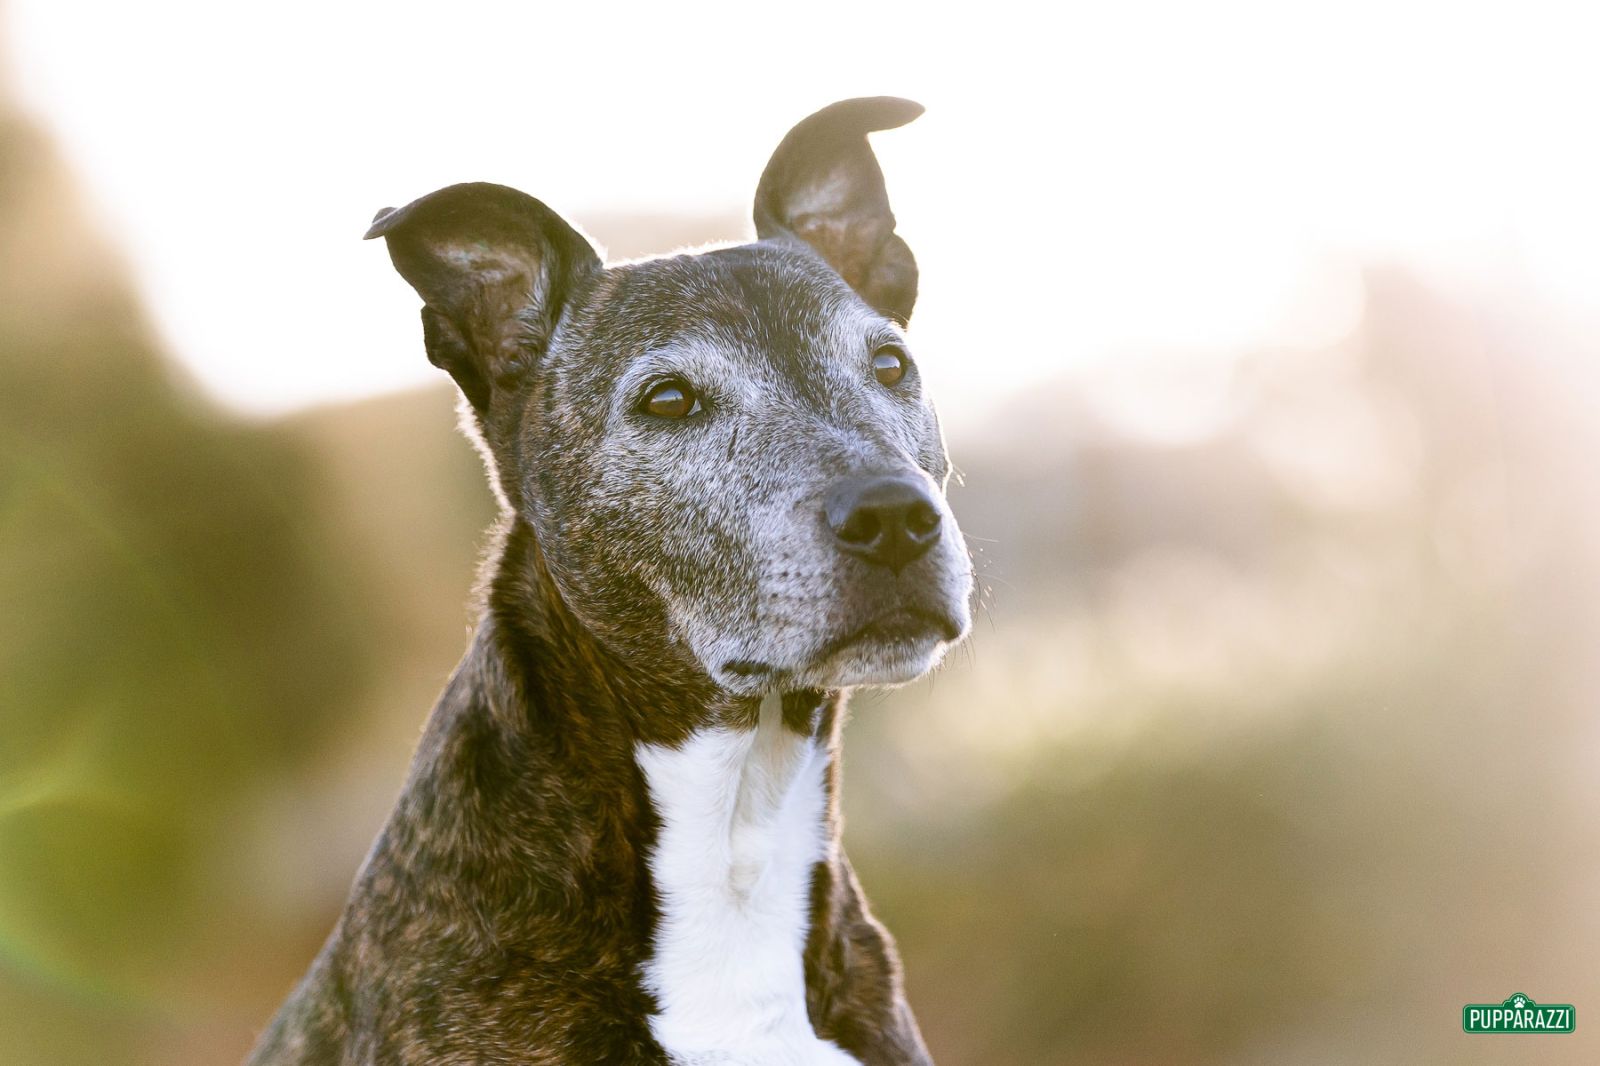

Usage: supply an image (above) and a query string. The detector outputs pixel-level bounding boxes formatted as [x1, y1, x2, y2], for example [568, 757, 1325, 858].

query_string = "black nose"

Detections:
[825, 475, 943, 572]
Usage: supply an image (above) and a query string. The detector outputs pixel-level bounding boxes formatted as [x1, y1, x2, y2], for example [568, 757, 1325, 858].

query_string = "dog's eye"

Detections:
[641, 379, 702, 419]
[871, 345, 909, 387]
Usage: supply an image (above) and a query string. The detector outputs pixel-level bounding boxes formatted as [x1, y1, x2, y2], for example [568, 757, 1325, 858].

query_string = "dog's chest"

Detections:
[634, 701, 859, 1066]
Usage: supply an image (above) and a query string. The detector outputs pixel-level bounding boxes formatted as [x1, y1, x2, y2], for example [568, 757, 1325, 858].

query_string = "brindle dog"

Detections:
[247, 98, 972, 1066]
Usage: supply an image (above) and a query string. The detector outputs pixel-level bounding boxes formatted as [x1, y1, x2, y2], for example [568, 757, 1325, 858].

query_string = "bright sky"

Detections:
[8, 0, 1600, 426]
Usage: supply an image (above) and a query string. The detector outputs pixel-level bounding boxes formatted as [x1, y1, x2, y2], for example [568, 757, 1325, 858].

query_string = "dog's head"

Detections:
[367, 98, 971, 697]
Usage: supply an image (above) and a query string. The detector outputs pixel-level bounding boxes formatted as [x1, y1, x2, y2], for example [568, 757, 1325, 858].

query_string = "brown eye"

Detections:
[872, 346, 908, 387]
[642, 379, 702, 419]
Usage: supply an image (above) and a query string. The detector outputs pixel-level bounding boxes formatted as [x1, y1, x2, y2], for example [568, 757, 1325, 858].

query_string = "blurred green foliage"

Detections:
[0, 105, 380, 1032]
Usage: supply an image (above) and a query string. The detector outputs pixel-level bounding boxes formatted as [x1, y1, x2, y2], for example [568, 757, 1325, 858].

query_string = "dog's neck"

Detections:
[634, 693, 845, 1059]
[418, 518, 856, 1062]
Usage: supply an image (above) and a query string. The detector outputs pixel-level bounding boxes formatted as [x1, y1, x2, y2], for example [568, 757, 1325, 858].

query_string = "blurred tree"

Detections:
[0, 42, 379, 1060]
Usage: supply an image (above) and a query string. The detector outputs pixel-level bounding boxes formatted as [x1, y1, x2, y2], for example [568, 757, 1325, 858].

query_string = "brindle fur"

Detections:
[249, 98, 969, 1065]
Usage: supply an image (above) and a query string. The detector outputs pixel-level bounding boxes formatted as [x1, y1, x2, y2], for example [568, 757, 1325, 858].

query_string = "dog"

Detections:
[247, 97, 972, 1066]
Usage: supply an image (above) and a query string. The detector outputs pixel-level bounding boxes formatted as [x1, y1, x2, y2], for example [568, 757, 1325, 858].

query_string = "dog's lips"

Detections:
[818, 606, 962, 659]
[721, 658, 777, 678]
[714, 607, 961, 690]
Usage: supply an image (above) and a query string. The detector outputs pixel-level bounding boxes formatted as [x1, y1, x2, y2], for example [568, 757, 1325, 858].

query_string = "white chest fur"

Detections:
[635, 697, 859, 1066]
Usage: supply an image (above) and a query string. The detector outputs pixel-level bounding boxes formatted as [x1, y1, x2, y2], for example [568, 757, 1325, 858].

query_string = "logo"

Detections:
[1463, 993, 1575, 1034]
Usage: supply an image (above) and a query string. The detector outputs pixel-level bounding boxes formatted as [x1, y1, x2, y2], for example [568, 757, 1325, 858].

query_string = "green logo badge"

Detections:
[1463, 993, 1575, 1034]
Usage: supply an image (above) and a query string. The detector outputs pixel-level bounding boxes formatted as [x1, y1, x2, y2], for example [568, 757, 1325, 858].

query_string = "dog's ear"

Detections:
[754, 97, 922, 325]
[365, 183, 600, 412]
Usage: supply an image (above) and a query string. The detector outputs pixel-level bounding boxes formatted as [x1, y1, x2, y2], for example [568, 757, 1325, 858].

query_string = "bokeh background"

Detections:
[3, 2, 1598, 1063]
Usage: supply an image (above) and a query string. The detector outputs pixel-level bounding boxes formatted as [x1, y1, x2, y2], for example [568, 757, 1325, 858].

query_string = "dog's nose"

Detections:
[825, 475, 942, 572]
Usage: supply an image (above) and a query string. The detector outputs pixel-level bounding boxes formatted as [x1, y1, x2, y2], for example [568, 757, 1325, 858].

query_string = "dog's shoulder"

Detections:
[805, 851, 936, 1066]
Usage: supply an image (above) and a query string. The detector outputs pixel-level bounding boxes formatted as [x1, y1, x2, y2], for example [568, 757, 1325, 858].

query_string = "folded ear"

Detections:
[753, 97, 923, 325]
[365, 183, 600, 412]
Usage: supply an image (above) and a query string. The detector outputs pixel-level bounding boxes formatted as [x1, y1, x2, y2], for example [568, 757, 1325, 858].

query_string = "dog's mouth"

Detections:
[815, 606, 962, 660]
[717, 606, 963, 691]
[721, 658, 779, 679]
